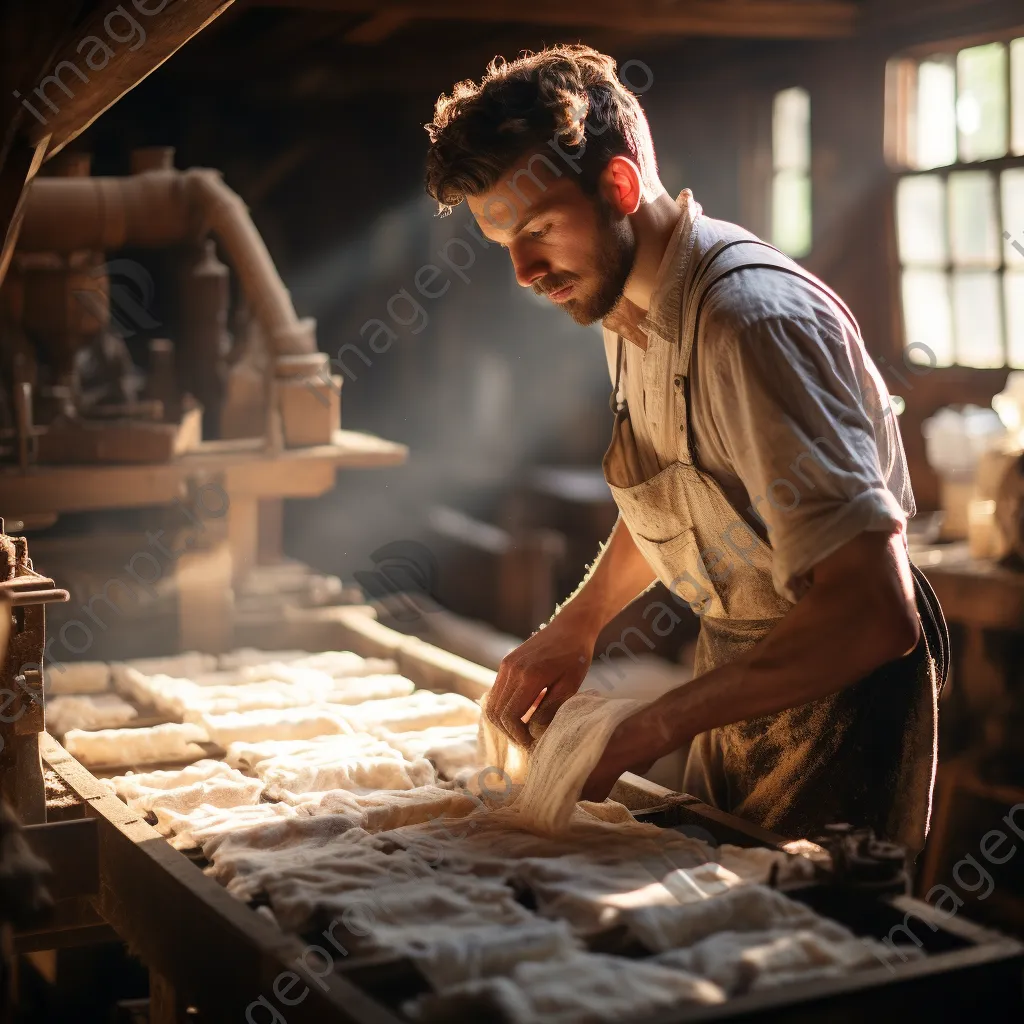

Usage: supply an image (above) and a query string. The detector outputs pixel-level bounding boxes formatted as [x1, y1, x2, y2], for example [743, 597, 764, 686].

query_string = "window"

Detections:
[889, 36, 1024, 368]
[771, 87, 812, 258]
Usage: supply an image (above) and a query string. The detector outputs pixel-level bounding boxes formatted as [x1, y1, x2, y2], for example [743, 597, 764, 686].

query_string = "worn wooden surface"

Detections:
[40, 732, 401, 1024]
[27, 0, 237, 159]
[2, 430, 408, 517]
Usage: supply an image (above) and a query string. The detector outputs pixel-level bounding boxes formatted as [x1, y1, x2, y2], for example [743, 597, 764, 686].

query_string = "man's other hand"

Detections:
[580, 710, 657, 802]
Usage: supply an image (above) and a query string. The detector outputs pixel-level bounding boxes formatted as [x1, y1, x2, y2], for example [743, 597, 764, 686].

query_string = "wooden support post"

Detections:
[257, 499, 284, 565]
[228, 497, 259, 585]
[149, 968, 185, 1024]
[176, 542, 233, 655]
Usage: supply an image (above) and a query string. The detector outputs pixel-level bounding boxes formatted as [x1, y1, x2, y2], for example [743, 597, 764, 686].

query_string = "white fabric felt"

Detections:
[195, 706, 353, 746]
[294, 785, 479, 832]
[341, 691, 481, 734]
[43, 661, 110, 695]
[511, 854, 729, 932]
[377, 725, 479, 780]
[111, 652, 217, 692]
[264, 751, 435, 797]
[64, 723, 209, 767]
[224, 733, 433, 796]
[406, 952, 725, 1023]
[155, 801, 300, 851]
[106, 759, 263, 815]
[216, 649, 397, 678]
[620, 883, 825, 953]
[204, 823, 439, 926]
[654, 924, 921, 995]
[288, 651, 399, 678]
[279, 874, 535, 959]
[217, 648, 308, 669]
[106, 759, 236, 799]
[130, 675, 316, 717]
[478, 691, 645, 834]
[322, 675, 416, 705]
[406, 918, 583, 991]
[46, 693, 137, 736]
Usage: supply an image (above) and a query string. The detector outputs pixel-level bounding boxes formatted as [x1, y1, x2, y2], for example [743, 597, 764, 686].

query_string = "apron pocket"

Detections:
[637, 529, 725, 619]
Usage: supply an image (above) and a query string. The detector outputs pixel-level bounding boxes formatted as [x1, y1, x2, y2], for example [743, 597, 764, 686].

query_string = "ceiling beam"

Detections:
[250, 0, 861, 39]
[344, 9, 411, 44]
[24, 0, 237, 159]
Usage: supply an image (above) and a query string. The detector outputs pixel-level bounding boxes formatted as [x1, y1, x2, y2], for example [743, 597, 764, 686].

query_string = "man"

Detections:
[424, 46, 947, 851]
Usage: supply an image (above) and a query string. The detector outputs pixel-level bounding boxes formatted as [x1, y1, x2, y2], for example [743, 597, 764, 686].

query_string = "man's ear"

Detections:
[600, 155, 643, 216]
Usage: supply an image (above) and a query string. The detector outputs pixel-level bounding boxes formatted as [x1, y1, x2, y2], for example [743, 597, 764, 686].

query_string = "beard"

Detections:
[534, 197, 636, 326]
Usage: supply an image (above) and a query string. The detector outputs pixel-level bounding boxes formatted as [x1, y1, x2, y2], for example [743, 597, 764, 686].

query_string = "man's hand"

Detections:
[485, 609, 599, 748]
[485, 517, 658, 747]
[580, 709, 659, 802]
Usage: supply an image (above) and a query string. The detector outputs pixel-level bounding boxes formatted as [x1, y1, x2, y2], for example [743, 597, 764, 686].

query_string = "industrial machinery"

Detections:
[0, 148, 406, 660]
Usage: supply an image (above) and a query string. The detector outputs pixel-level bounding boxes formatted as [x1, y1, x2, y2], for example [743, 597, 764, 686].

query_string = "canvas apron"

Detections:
[601, 223, 946, 853]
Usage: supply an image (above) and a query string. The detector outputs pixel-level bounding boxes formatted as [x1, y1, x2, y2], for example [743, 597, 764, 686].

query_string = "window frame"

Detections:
[770, 85, 813, 259]
[887, 28, 1024, 371]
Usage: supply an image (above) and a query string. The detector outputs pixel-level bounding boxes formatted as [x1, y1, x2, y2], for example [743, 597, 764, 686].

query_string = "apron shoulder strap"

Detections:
[679, 236, 860, 369]
[609, 334, 625, 414]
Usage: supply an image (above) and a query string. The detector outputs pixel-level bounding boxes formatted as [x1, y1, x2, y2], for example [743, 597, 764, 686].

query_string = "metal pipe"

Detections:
[17, 169, 315, 357]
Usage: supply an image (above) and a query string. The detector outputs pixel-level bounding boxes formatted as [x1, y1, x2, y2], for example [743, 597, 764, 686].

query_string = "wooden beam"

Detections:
[344, 9, 411, 44]
[0, 132, 49, 291]
[26, 0, 237, 160]
[252, 0, 861, 38]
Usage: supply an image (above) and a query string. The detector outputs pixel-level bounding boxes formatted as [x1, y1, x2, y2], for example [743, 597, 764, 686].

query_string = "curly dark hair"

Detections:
[424, 45, 658, 214]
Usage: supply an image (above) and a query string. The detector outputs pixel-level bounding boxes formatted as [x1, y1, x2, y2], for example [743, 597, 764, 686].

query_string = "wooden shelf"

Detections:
[1, 429, 408, 517]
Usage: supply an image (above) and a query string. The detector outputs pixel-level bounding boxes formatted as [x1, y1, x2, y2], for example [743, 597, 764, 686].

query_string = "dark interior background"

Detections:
[69, 0, 1023, 584]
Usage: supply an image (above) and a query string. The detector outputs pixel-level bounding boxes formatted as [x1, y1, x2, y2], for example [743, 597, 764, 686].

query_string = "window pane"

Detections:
[957, 42, 1009, 162]
[916, 58, 957, 169]
[1004, 168, 1024, 266]
[903, 270, 954, 365]
[1013, 39, 1024, 156]
[1007, 272, 1024, 366]
[772, 170, 811, 257]
[773, 87, 810, 171]
[896, 174, 947, 265]
[949, 171, 999, 267]
[953, 271, 1003, 366]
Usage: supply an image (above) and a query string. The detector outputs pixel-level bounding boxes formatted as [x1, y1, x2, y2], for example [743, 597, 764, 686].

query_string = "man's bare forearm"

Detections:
[553, 517, 657, 639]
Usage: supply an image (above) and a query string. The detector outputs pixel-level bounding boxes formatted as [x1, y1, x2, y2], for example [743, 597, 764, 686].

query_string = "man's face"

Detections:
[468, 151, 636, 325]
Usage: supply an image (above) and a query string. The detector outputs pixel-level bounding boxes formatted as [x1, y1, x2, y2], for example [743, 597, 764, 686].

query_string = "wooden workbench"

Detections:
[1, 430, 408, 653]
[16, 609, 1024, 1023]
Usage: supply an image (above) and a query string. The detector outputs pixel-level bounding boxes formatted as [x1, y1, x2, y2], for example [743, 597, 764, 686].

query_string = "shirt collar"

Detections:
[602, 189, 702, 348]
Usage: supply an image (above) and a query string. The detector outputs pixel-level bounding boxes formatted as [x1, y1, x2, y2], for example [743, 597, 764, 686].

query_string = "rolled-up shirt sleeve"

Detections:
[692, 310, 908, 603]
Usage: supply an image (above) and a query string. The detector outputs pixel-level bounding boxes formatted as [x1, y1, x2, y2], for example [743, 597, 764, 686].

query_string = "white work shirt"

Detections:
[602, 191, 914, 604]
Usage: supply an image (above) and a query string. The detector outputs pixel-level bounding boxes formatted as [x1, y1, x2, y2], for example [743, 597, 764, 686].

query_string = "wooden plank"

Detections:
[40, 733, 401, 1024]
[228, 497, 259, 584]
[0, 132, 49, 291]
[343, 10, 410, 43]
[27, 0, 237, 159]
[13, 898, 117, 953]
[0, 430, 407, 516]
[149, 968, 184, 1024]
[253, 0, 861, 38]
[176, 541, 233, 653]
[21, 819, 98, 900]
